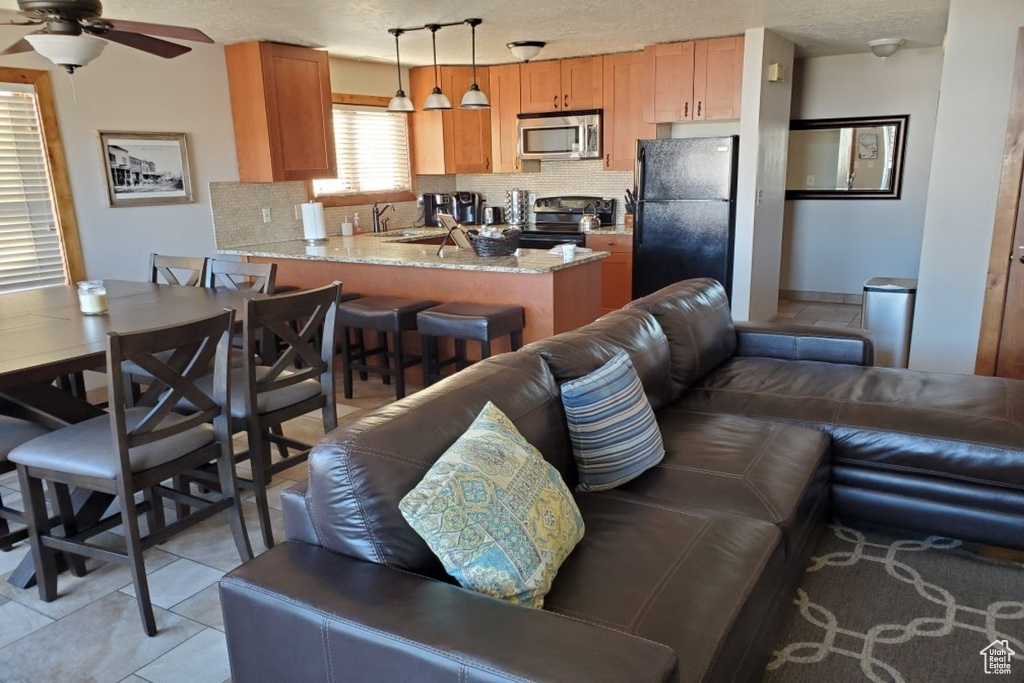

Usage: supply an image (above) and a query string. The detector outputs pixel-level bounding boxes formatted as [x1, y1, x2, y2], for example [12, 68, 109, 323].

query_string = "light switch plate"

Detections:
[261, 207, 272, 223]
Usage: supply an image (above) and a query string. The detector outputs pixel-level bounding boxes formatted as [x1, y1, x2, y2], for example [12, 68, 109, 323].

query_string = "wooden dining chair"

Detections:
[9, 309, 252, 636]
[204, 259, 277, 295]
[177, 283, 340, 548]
[149, 254, 208, 287]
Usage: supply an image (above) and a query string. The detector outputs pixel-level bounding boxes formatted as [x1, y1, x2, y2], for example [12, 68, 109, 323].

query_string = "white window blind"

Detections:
[0, 88, 63, 294]
[313, 105, 412, 197]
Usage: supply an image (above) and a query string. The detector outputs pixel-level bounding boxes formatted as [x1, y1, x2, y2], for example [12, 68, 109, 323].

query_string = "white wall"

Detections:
[732, 28, 795, 321]
[329, 57, 408, 98]
[0, 42, 238, 281]
[910, 1, 1024, 373]
[781, 48, 943, 295]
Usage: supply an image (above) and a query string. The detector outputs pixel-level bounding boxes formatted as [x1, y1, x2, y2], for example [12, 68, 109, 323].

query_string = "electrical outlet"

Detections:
[261, 207, 272, 224]
[294, 204, 302, 220]
[806, 174, 815, 186]
[756, 189, 763, 207]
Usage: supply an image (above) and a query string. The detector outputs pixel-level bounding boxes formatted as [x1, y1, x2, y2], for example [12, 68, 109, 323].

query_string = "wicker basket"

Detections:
[467, 228, 521, 257]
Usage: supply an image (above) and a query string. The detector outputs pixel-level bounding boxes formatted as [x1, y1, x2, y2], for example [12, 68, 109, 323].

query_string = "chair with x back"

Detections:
[149, 253, 208, 287]
[204, 259, 277, 295]
[180, 282, 340, 548]
[9, 309, 252, 636]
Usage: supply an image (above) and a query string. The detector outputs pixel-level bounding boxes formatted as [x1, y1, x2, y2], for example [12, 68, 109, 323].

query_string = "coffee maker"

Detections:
[451, 191, 483, 225]
[420, 193, 451, 228]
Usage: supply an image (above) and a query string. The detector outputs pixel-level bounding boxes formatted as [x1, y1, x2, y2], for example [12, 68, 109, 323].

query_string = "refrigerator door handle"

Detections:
[635, 202, 643, 246]
[635, 147, 646, 246]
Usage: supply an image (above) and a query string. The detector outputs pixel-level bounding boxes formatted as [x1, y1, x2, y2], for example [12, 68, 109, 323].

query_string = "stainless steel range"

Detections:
[518, 195, 617, 250]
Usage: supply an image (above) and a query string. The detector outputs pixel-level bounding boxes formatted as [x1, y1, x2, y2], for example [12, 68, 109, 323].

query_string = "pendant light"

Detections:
[423, 25, 453, 111]
[387, 29, 414, 112]
[460, 18, 490, 110]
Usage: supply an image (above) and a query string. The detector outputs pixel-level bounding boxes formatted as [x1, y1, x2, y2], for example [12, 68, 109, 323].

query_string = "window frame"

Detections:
[307, 93, 417, 208]
[0, 67, 84, 285]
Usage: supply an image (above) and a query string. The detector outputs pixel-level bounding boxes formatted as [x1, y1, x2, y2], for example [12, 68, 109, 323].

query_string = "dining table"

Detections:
[0, 279, 264, 588]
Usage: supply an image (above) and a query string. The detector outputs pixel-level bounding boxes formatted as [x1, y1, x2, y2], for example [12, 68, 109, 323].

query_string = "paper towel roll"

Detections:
[301, 202, 327, 242]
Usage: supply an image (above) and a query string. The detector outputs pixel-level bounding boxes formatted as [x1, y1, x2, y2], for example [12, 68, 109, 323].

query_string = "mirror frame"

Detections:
[786, 114, 909, 200]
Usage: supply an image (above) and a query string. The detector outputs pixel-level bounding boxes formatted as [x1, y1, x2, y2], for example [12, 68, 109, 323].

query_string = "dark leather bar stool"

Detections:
[417, 303, 525, 387]
[339, 296, 438, 400]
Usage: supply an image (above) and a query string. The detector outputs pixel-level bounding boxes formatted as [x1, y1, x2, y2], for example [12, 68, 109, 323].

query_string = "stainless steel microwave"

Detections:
[517, 109, 601, 161]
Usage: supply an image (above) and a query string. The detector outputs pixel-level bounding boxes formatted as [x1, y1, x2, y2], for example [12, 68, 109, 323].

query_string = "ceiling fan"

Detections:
[0, 0, 213, 73]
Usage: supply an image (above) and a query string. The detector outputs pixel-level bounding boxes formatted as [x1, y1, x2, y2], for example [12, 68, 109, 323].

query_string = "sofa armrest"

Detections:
[280, 482, 320, 545]
[221, 542, 678, 683]
[734, 321, 874, 366]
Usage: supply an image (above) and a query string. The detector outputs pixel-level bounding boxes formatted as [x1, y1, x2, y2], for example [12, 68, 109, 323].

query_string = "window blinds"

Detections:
[0, 89, 63, 294]
[313, 106, 412, 197]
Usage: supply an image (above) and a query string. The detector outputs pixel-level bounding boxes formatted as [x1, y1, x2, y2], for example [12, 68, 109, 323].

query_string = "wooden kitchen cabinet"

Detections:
[643, 36, 743, 124]
[586, 233, 633, 315]
[519, 57, 603, 113]
[225, 41, 336, 182]
[409, 65, 492, 174]
[603, 52, 655, 171]
[693, 36, 744, 121]
[488, 63, 539, 174]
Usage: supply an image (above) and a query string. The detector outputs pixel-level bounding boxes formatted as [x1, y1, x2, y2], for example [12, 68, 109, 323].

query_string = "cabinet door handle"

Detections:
[684, 102, 688, 117]
[553, 94, 559, 109]
[605, 154, 610, 167]
[515, 157, 519, 170]
[485, 156, 490, 170]
[697, 101, 702, 117]
[564, 94, 569, 108]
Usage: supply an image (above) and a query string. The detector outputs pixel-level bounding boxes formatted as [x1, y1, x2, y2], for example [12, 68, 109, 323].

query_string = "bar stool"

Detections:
[417, 303, 525, 387]
[339, 296, 438, 400]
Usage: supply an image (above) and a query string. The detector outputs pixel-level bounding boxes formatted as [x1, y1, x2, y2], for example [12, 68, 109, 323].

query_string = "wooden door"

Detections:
[489, 63, 523, 173]
[693, 36, 744, 121]
[260, 42, 336, 180]
[979, 29, 1024, 377]
[444, 66, 492, 174]
[603, 52, 656, 171]
[520, 60, 563, 113]
[561, 57, 603, 111]
[409, 65, 447, 175]
[644, 42, 695, 123]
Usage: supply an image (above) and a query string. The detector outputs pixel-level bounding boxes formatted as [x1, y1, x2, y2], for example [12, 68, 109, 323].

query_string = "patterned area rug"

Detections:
[763, 524, 1024, 683]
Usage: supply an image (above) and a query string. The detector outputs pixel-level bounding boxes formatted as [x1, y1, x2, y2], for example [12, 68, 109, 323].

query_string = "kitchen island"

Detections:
[220, 228, 609, 347]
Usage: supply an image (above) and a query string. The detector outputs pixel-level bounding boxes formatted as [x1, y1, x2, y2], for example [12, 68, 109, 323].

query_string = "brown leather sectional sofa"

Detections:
[220, 278, 1024, 682]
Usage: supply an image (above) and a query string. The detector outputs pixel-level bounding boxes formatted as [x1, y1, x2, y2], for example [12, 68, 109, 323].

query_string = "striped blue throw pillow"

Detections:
[560, 351, 665, 492]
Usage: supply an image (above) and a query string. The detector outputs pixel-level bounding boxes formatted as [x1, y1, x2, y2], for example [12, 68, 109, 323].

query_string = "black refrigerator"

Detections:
[632, 136, 738, 299]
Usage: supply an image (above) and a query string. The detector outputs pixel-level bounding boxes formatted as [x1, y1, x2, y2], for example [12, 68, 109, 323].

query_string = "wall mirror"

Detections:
[786, 115, 908, 199]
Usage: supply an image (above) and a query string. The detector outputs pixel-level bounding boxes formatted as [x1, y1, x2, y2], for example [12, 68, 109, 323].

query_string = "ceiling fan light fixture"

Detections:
[507, 41, 545, 62]
[25, 33, 105, 73]
[869, 38, 904, 59]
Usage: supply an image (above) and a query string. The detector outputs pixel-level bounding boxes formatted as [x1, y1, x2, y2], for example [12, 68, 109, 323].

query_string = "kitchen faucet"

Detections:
[372, 203, 395, 233]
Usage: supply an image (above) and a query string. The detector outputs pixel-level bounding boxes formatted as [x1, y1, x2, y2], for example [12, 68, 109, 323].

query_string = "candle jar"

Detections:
[77, 280, 108, 315]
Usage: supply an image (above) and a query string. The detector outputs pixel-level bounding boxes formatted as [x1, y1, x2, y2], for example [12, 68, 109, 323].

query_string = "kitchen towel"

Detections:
[301, 201, 327, 242]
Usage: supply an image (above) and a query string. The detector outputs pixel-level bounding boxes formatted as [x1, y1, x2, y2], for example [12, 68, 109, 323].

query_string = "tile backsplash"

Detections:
[455, 160, 633, 224]
[210, 162, 630, 248]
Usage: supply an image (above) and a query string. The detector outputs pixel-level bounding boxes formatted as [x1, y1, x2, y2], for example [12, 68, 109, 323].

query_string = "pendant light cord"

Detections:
[470, 23, 478, 85]
[430, 26, 441, 89]
[393, 31, 403, 91]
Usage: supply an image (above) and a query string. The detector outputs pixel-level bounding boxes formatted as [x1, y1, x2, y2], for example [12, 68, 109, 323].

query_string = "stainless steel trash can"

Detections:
[862, 278, 917, 368]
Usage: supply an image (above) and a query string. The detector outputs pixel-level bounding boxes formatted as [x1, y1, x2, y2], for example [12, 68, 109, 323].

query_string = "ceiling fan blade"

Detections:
[100, 18, 213, 44]
[99, 29, 192, 58]
[0, 8, 30, 21]
[0, 37, 33, 55]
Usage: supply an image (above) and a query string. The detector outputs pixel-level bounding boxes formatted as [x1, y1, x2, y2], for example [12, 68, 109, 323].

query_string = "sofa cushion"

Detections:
[306, 350, 574, 577]
[523, 308, 673, 410]
[620, 411, 830, 557]
[561, 351, 664, 492]
[543, 492, 787, 682]
[399, 402, 584, 608]
[681, 357, 1024, 491]
[626, 278, 736, 400]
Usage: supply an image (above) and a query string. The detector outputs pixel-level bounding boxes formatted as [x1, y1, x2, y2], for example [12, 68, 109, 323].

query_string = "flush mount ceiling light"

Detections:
[423, 24, 452, 111]
[507, 41, 545, 62]
[460, 18, 490, 110]
[24, 33, 105, 73]
[386, 29, 414, 113]
[869, 38, 904, 59]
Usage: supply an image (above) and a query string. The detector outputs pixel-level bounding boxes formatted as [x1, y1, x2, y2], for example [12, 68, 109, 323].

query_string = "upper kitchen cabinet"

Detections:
[520, 57, 603, 113]
[644, 36, 744, 123]
[225, 42, 336, 182]
[409, 65, 493, 175]
[693, 36, 744, 121]
[603, 51, 655, 171]
[488, 63, 539, 174]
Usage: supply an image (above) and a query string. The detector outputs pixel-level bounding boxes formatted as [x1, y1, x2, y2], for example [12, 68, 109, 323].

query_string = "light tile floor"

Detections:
[0, 377, 402, 683]
[773, 299, 864, 330]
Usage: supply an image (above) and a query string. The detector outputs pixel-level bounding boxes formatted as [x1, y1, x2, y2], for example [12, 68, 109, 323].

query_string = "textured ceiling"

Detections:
[2, 0, 950, 65]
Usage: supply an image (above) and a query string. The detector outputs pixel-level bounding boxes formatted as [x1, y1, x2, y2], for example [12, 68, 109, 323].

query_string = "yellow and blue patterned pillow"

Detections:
[398, 401, 584, 608]
[561, 350, 665, 492]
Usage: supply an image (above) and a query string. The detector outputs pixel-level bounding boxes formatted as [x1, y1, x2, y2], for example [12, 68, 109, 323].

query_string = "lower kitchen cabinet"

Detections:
[586, 233, 633, 314]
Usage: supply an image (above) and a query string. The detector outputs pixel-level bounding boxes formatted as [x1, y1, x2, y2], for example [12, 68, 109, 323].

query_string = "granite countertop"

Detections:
[582, 225, 633, 236]
[219, 228, 610, 274]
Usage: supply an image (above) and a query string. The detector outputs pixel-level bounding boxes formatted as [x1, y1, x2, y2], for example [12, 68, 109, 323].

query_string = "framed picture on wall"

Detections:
[98, 131, 194, 208]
